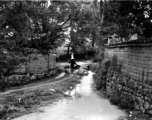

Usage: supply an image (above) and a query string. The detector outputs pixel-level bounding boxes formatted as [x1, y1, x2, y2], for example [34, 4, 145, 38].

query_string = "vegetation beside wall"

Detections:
[94, 55, 138, 111]
[93, 58, 111, 90]
[0, 68, 62, 92]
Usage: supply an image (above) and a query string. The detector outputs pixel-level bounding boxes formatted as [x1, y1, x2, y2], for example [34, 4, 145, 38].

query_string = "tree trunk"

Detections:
[47, 52, 50, 72]
[100, 0, 105, 24]
[99, 0, 106, 54]
[67, 42, 71, 55]
[92, 32, 96, 47]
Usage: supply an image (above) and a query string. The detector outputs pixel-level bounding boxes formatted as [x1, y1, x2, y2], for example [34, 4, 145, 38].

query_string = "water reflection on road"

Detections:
[13, 71, 127, 120]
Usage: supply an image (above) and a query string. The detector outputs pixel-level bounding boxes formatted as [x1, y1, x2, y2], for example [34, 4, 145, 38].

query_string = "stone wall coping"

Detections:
[106, 38, 152, 48]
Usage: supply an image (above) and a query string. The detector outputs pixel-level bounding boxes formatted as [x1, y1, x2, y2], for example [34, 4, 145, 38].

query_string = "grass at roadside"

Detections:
[0, 74, 81, 120]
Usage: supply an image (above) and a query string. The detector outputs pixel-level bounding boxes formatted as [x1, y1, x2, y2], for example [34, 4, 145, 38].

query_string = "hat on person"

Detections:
[71, 54, 74, 59]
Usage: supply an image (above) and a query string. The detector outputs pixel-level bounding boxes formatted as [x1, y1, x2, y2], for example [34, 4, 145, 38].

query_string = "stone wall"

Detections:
[105, 41, 152, 114]
[105, 47, 152, 82]
[15, 51, 56, 74]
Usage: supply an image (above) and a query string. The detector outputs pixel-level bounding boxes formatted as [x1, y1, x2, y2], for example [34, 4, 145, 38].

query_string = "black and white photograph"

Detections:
[0, 0, 152, 120]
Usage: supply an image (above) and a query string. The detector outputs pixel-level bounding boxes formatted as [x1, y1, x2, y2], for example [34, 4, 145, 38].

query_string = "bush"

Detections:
[56, 54, 70, 62]
[93, 59, 111, 90]
[94, 54, 135, 110]
[92, 56, 102, 62]
[0, 67, 62, 91]
[0, 78, 7, 92]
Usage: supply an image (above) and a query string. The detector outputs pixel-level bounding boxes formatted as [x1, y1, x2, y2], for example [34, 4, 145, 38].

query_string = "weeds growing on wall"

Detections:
[94, 58, 111, 90]
[94, 55, 135, 110]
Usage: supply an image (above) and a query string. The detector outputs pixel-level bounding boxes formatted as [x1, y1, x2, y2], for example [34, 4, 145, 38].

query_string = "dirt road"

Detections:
[0, 63, 89, 120]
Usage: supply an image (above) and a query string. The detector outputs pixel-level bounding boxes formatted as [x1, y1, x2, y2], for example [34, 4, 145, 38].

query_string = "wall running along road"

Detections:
[105, 39, 152, 114]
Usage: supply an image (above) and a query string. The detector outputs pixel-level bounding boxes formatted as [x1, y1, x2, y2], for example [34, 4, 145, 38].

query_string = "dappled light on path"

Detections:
[13, 71, 127, 120]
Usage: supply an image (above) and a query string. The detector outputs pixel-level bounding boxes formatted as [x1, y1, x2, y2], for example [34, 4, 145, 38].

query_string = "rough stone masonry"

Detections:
[104, 39, 152, 115]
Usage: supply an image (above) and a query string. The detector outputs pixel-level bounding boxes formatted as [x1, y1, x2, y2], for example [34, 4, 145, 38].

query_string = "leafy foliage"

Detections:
[0, 49, 26, 91]
[102, 0, 152, 40]
[0, 1, 71, 52]
[67, 1, 102, 54]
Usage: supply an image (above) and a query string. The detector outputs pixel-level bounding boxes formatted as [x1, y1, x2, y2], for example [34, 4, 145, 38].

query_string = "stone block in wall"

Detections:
[144, 101, 150, 110]
[134, 102, 140, 110]
[147, 72, 152, 78]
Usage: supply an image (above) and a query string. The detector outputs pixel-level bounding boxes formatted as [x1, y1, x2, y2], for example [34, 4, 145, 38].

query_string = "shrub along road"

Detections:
[0, 72, 72, 96]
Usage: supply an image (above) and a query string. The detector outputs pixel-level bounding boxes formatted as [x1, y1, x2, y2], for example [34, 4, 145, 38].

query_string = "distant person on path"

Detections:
[69, 53, 77, 73]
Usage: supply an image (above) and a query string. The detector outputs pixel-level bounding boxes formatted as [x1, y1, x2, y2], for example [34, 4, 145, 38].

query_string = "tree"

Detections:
[27, 1, 71, 52]
[0, 1, 32, 50]
[0, 48, 26, 91]
[66, 1, 102, 55]
[0, 1, 72, 52]
[102, 0, 152, 40]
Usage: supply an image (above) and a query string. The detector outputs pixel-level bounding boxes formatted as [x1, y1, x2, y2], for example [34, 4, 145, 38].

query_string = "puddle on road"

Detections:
[55, 72, 65, 79]
[13, 71, 127, 120]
